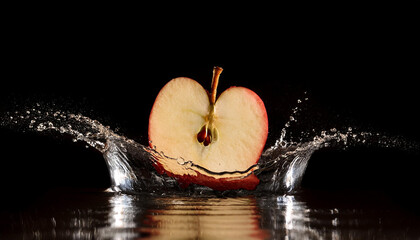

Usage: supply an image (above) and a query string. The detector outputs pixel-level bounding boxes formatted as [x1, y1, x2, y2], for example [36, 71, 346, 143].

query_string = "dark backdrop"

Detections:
[1, 9, 418, 212]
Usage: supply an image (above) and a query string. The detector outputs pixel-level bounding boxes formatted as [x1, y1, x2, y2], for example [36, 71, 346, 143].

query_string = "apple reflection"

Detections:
[141, 197, 268, 240]
[98, 194, 268, 239]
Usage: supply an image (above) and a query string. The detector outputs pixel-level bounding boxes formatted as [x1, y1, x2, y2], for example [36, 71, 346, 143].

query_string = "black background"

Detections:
[1, 7, 419, 213]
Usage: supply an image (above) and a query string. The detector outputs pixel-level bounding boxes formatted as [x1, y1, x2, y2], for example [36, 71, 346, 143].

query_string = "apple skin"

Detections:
[152, 159, 260, 191]
[148, 75, 268, 191]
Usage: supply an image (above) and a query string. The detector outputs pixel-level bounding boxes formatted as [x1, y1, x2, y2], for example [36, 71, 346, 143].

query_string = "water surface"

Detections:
[1, 188, 419, 239]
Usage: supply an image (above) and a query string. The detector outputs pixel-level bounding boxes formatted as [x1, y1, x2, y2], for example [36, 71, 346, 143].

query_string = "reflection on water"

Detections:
[1, 189, 419, 239]
[259, 194, 420, 239]
[140, 197, 266, 239]
[98, 194, 140, 239]
[98, 194, 267, 239]
[260, 195, 325, 239]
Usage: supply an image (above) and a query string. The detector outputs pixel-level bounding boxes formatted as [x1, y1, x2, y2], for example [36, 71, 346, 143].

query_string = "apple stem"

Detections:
[210, 66, 223, 105]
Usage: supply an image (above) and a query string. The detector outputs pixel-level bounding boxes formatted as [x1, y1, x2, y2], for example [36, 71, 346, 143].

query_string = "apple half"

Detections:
[148, 67, 268, 190]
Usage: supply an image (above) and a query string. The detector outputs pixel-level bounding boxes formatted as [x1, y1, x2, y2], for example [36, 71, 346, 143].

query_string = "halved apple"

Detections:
[148, 67, 268, 190]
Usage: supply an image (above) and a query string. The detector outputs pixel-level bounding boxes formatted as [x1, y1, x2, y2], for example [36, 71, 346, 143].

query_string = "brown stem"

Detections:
[210, 66, 223, 105]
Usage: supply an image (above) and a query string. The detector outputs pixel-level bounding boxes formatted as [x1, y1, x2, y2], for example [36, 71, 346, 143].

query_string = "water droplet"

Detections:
[76, 133, 84, 141]
[29, 120, 36, 128]
[280, 140, 287, 148]
[37, 123, 46, 131]
[177, 158, 186, 165]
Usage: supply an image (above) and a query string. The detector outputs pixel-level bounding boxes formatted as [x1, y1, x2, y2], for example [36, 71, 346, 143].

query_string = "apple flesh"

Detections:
[148, 67, 268, 190]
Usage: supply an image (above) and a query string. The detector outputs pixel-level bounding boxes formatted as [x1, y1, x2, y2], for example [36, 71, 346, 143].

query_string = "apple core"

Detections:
[196, 66, 223, 147]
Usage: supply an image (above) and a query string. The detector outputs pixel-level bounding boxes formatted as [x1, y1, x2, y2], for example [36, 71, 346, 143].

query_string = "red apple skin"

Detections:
[148, 77, 268, 191]
[152, 160, 260, 191]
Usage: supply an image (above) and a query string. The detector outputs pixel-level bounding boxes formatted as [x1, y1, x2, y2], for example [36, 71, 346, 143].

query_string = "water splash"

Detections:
[1, 102, 418, 194]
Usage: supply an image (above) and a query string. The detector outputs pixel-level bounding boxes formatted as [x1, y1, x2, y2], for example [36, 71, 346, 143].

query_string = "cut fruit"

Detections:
[148, 67, 268, 190]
